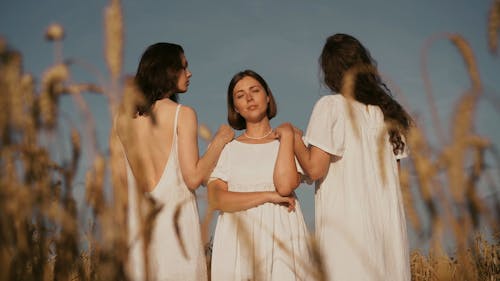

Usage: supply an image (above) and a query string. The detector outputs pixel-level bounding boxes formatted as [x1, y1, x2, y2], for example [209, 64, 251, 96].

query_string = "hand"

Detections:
[273, 123, 294, 140]
[268, 191, 296, 212]
[213, 124, 234, 144]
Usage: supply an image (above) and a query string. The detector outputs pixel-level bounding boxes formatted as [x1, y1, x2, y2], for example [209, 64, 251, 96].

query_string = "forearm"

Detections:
[294, 137, 330, 181]
[197, 138, 227, 176]
[183, 138, 226, 189]
[208, 187, 272, 213]
[274, 137, 299, 196]
[294, 136, 314, 177]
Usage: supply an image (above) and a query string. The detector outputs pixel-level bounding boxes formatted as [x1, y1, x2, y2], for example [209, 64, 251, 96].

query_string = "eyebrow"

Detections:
[234, 84, 262, 94]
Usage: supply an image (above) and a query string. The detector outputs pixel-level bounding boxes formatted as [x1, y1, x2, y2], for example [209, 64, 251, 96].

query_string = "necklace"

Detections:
[244, 128, 273, 140]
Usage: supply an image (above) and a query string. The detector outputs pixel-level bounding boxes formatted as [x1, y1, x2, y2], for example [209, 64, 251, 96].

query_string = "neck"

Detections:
[244, 120, 272, 139]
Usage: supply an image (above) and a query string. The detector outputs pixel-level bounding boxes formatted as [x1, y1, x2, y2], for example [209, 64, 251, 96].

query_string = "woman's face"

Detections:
[232, 76, 270, 123]
[176, 54, 192, 93]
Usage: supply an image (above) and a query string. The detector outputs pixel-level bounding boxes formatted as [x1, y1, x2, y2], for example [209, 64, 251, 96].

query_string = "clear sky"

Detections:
[1, 0, 498, 250]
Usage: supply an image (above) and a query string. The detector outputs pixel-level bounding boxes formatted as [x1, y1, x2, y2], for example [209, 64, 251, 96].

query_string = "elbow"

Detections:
[184, 177, 202, 191]
[274, 173, 300, 196]
[308, 172, 322, 182]
[307, 168, 327, 182]
[276, 187, 293, 197]
[275, 180, 298, 197]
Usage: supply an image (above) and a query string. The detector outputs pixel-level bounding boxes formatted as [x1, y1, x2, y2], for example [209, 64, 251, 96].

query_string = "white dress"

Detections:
[125, 105, 207, 281]
[210, 140, 312, 281]
[304, 95, 410, 281]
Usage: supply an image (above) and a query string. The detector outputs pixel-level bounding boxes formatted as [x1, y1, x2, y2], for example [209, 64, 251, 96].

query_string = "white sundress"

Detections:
[210, 140, 312, 281]
[125, 104, 208, 281]
[304, 94, 410, 281]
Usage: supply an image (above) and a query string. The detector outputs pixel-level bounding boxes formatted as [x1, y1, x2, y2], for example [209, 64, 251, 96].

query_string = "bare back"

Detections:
[116, 99, 178, 192]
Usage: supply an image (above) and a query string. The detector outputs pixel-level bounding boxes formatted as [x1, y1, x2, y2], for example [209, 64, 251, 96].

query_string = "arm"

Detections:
[110, 125, 128, 190]
[177, 106, 234, 190]
[293, 127, 331, 181]
[273, 123, 301, 196]
[207, 179, 296, 213]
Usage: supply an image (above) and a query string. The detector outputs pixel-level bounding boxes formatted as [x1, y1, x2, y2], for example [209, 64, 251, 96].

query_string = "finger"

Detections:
[288, 198, 296, 212]
[269, 130, 280, 139]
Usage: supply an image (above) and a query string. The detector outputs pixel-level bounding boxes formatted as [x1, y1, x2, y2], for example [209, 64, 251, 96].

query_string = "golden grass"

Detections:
[0, 0, 498, 280]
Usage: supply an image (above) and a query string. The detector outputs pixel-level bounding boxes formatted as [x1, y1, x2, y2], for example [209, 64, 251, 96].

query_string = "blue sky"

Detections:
[1, 0, 498, 250]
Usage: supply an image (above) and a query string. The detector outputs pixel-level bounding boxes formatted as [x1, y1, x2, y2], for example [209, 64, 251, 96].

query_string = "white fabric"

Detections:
[304, 94, 410, 281]
[210, 140, 312, 281]
[126, 104, 207, 281]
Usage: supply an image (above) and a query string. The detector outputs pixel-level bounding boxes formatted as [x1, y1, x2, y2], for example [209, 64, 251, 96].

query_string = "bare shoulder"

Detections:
[179, 104, 196, 116]
[178, 105, 197, 125]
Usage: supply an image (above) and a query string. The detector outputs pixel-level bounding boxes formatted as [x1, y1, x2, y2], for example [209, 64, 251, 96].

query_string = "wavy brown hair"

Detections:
[320, 33, 412, 155]
[134, 42, 183, 115]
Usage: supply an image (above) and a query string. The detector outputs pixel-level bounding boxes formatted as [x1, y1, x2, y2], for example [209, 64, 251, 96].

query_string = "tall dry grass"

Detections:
[0, 0, 499, 280]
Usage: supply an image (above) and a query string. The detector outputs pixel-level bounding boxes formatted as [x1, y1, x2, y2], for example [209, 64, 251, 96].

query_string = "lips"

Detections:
[247, 105, 257, 110]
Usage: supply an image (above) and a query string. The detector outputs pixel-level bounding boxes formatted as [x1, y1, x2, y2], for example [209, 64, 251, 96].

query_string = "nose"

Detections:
[246, 92, 254, 101]
[186, 68, 192, 78]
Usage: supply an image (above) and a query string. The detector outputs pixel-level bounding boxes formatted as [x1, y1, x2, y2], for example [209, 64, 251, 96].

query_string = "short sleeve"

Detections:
[304, 95, 345, 157]
[395, 135, 409, 160]
[209, 144, 230, 182]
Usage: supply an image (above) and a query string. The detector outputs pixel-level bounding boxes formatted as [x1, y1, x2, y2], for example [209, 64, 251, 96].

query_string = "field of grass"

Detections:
[0, 0, 498, 280]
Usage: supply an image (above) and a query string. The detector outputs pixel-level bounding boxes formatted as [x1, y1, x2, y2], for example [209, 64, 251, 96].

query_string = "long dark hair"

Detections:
[320, 33, 412, 155]
[226, 70, 277, 130]
[134, 42, 184, 115]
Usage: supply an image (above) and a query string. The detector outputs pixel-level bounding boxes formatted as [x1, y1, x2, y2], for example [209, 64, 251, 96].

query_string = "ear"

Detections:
[235, 108, 239, 114]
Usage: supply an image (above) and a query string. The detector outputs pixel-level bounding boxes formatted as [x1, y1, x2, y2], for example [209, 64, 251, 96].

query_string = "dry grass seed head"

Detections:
[39, 64, 69, 128]
[448, 34, 481, 92]
[104, 0, 123, 81]
[45, 23, 65, 42]
[488, 0, 500, 54]
[85, 154, 106, 213]
[445, 92, 480, 203]
[410, 251, 433, 281]
[340, 65, 361, 139]
[399, 167, 422, 233]
[198, 124, 213, 142]
[173, 200, 190, 260]
[407, 126, 436, 201]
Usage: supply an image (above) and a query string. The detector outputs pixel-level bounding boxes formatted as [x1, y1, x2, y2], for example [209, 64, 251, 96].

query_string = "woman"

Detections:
[114, 42, 233, 281]
[208, 70, 312, 281]
[294, 33, 412, 280]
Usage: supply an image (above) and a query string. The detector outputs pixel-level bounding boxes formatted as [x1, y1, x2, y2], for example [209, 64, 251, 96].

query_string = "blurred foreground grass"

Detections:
[0, 0, 499, 280]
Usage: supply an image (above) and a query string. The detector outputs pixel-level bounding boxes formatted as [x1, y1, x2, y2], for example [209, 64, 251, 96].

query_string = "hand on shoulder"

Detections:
[273, 122, 294, 140]
[213, 124, 234, 145]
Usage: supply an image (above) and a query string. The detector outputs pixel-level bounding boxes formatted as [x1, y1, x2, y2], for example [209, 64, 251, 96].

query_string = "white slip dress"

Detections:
[126, 104, 208, 281]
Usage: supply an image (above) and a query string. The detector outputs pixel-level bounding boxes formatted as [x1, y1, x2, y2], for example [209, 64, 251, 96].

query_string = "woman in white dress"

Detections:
[208, 70, 312, 281]
[293, 34, 413, 280]
[113, 42, 234, 281]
